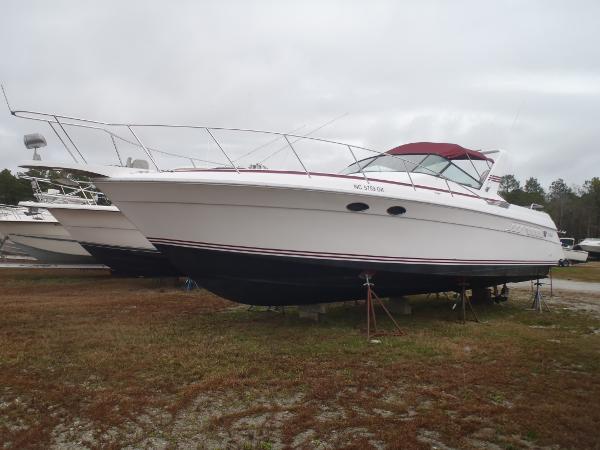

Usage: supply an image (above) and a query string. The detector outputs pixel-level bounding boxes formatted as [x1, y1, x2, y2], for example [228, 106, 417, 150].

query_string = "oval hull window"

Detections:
[347, 202, 369, 212]
[387, 206, 406, 215]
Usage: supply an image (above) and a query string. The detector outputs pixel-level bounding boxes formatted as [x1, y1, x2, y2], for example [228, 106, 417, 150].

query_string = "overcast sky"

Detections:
[1, 0, 599, 188]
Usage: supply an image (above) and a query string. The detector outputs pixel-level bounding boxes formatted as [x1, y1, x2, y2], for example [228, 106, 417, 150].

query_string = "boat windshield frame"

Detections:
[340, 153, 488, 189]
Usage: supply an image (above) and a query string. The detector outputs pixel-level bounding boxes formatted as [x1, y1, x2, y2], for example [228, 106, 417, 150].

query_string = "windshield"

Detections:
[412, 155, 450, 175]
[341, 154, 426, 174]
[341, 153, 485, 189]
[560, 238, 574, 247]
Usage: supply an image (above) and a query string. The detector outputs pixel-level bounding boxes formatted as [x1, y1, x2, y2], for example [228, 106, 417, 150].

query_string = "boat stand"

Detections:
[183, 277, 199, 291]
[529, 279, 551, 313]
[453, 281, 479, 324]
[493, 284, 510, 303]
[360, 272, 404, 340]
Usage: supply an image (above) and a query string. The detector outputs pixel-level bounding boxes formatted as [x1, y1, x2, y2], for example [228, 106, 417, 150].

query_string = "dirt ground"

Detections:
[1, 269, 599, 450]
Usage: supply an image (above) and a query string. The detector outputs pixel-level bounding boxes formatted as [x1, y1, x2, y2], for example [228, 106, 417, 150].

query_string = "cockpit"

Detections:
[341, 142, 494, 190]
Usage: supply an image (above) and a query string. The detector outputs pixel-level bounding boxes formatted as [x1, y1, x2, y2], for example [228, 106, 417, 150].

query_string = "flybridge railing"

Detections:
[19, 175, 100, 205]
[10, 108, 386, 175]
[8, 106, 497, 203]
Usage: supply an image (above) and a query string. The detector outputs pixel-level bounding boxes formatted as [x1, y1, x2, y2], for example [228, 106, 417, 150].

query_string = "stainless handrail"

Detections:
[20, 175, 100, 205]
[8, 106, 498, 203]
[22, 115, 227, 168]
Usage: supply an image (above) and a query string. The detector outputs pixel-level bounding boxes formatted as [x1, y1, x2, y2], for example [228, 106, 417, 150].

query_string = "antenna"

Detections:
[511, 100, 524, 131]
[1, 84, 14, 113]
[259, 112, 349, 165]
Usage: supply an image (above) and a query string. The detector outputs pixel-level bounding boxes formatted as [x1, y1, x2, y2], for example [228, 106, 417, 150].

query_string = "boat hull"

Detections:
[80, 242, 179, 276]
[95, 172, 563, 305]
[0, 235, 28, 256]
[562, 248, 588, 263]
[9, 240, 95, 264]
[42, 205, 180, 277]
[155, 242, 551, 305]
[577, 245, 600, 258]
[0, 221, 95, 264]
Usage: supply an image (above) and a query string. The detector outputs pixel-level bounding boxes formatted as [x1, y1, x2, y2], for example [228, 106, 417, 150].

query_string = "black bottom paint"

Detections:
[154, 244, 551, 306]
[81, 243, 180, 277]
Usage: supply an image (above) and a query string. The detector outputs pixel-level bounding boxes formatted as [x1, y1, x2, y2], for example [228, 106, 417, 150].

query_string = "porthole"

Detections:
[346, 202, 369, 212]
[387, 206, 406, 216]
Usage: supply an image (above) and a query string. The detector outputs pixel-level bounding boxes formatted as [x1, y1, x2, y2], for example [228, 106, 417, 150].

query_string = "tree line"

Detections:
[0, 168, 86, 205]
[2, 168, 599, 241]
[0, 169, 34, 205]
[499, 174, 600, 240]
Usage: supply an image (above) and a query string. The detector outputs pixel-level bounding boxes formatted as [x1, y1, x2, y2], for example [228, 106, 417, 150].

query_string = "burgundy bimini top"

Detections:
[386, 142, 493, 162]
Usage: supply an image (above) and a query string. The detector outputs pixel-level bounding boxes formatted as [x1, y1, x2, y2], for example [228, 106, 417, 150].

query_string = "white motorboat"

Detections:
[0, 132, 97, 264]
[0, 223, 29, 257]
[17, 173, 180, 276]
[94, 150, 562, 304]
[574, 238, 600, 258]
[0, 238, 29, 257]
[9, 104, 563, 305]
[559, 237, 588, 265]
[0, 203, 95, 264]
[20, 201, 180, 276]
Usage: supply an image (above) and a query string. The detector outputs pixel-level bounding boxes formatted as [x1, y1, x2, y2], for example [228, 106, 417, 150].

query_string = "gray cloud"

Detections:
[1, 0, 599, 188]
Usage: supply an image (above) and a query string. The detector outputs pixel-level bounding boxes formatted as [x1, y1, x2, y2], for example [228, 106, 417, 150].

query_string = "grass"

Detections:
[0, 269, 599, 449]
[552, 260, 600, 282]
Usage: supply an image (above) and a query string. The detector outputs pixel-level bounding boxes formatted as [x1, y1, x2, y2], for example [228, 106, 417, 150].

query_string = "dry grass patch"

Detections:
[0, 269, 599, 449]
[552, 260, 600, 282]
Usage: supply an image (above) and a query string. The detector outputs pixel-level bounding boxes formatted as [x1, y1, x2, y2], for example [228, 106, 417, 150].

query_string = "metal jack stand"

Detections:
[529, 279, 551, 313]
[453, 281, 479, 323]
[361, 272, 404, 340]
[183, 278, 199, 291]
[492, 284, 509, 303]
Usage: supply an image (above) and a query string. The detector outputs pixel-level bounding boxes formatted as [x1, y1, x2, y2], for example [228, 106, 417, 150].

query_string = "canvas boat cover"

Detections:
[387, 142, 493, 162]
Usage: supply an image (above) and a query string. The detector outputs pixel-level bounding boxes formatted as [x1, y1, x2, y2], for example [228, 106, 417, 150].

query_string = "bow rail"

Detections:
[6, 100, 497, 203]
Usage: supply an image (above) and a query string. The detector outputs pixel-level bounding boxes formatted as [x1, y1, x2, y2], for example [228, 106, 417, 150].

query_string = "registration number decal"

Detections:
[354, 184, 384, 193]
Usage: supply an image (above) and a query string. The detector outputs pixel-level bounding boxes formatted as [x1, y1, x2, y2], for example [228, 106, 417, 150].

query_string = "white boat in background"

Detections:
[0, 218, 29, 257]
[0, 238, 29, 257]
[0, 133, 97, 264]
[20, 201, 180, 276]
[575, 238, 600, 258]
[16, 171, 179, 276]
[0, 204, 95, 264]
[12, 106, 564, 306]
[559, 237, 588, 265]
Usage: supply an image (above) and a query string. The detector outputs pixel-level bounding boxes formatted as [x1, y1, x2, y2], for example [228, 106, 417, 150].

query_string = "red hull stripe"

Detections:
[150, 237, 556, 266]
